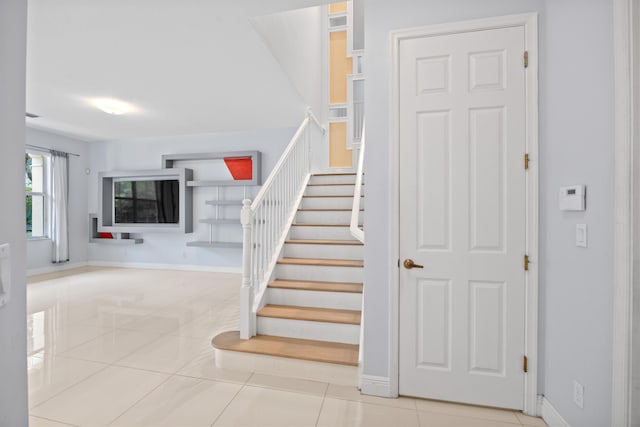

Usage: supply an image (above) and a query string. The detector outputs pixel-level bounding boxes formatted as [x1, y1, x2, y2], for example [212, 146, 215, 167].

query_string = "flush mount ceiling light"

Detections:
[90, 98, 135, 115]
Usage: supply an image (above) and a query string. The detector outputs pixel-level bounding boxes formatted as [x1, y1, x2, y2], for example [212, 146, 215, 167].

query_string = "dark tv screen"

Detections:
[114, 179, 179, 224]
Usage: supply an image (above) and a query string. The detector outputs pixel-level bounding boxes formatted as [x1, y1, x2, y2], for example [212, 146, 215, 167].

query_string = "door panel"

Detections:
[399, 26, 526, 409]
[416, 111, 451, 251]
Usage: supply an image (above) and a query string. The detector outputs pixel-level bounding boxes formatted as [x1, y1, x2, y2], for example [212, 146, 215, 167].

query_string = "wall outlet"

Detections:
[573, 380, 584, 408]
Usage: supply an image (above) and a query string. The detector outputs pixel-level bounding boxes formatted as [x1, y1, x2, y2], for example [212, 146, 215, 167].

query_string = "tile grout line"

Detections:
[104, 370, 178, 427]
[29, 362, 111, 412]
[29, 414, 81, 427]
[29, 324, 116, 357]
[107, 341, 252, 427]
[31, 327, 189, 422]
[314, 381, 330, 427]
[413, 392, 420, 426]
[209, 371, 255, 427]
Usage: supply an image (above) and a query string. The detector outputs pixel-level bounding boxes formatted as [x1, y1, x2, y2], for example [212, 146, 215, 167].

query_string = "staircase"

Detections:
[213, 173, 364, 368]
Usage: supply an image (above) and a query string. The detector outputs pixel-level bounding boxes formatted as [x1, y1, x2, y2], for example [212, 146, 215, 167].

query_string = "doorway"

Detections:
[391, 14, 539, 413]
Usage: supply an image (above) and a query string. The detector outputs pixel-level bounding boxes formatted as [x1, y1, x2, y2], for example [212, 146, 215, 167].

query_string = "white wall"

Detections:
[87, 127, 294, 270]
[26, 128, 89, 274]
[0, 0, 29, 425]
[252, 6, 325, 122]
[353, 0, 364, 51]
[363, 1, 614, 426]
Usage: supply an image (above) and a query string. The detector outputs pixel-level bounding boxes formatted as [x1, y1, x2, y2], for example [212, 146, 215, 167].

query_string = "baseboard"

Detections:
[360, 375, 394, 398]
[27, 261, 89, 277]
[540, 396, 571, 427]
[87, 261, 242, 274]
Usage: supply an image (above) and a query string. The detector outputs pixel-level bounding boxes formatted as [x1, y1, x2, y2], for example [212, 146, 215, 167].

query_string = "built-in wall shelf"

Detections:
[89, 214, 143, 245]
[186, 241, 242, 249]
[205, 200, 244, 206]
[162, 151, 262, 249]
[92, 237, 144, 245]
[199, 218, 239, 225]
[164, 151, 262, 187]
[188, 180, 240, 187]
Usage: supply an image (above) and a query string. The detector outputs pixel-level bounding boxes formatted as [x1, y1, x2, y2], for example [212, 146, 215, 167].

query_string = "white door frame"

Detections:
[389, 13, 539, 415]
[612, 1, 639, 426]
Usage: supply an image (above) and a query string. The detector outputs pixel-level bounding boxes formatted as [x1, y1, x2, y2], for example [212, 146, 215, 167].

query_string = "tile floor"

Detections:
[27, 267, 547, 427]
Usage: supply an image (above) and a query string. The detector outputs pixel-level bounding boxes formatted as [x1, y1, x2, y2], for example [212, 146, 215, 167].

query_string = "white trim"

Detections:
[540, 397, 571, 427]
[27, 261, 89, 277]
[28, 261, 243, 277]
[360, 375, 393, 397]
[87, 261, 242, 274]
[612, 1, 639, 426]
[389, 13, 539, 414]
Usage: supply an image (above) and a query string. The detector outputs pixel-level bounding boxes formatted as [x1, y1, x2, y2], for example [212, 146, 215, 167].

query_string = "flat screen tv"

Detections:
[113, 179, 179, 224]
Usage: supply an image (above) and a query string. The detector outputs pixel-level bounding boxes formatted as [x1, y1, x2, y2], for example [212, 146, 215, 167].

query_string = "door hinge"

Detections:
[397, 259, 400, 268]
[524, 51, 529, 68]
[524, 255, 530, 271]
[524, 153, 529, 170]
[523, 355, 528, 373]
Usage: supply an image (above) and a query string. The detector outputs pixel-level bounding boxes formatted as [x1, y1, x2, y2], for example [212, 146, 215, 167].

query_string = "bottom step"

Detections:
[212, 331, 359, 366]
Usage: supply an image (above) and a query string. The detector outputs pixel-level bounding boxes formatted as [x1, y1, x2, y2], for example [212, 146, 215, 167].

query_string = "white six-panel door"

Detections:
[398, 26, 527, 409]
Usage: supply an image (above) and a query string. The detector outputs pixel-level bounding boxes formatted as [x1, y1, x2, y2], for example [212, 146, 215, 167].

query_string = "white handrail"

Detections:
[351, 123, 365, 243]
[306, 107, 326, 135]
[251, 118, 309, 209]
[240, 110, 323, 339]
[353, 121, 365, 388]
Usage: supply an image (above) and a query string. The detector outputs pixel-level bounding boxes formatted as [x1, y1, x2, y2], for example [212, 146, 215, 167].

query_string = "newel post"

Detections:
[240, 199, 254, 339]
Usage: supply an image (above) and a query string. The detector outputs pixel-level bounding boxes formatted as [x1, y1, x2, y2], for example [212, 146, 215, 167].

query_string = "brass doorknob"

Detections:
[403, 259, 424, 269]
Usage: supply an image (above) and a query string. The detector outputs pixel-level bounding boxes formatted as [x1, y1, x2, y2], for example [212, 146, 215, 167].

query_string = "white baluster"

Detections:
[240, 199, 254, 339]
[239, 113, 323, 340]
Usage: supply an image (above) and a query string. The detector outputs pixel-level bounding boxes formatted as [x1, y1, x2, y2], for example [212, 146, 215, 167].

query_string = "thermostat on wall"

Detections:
[559, 185, 586, 211]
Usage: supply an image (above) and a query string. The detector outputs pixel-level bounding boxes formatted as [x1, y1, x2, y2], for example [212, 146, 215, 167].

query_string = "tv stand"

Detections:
[89, 215, 143, 244]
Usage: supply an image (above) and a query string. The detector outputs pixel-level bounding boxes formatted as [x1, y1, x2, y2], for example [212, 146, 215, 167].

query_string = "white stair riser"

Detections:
[289, 225, 354, 240]
[257, 316, 360, 344]
[276, 264, 364, 283]
[295, 210, 363, 224]
[309, 175, 357, 185]
[305, 185, 362, 197]
[266, 288, 362, 310]
[283, 243, 363, 260]
[300, 197, 365, 210]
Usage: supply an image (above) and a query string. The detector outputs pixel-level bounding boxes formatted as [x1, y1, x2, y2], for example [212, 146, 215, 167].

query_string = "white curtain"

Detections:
[50, 150, 69, 263]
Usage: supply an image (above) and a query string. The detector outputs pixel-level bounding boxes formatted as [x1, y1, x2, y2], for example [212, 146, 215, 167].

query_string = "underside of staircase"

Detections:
[212, 173, 363, 368]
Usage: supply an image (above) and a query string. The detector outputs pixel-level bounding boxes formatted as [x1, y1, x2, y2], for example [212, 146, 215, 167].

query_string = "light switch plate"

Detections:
[576, 224, 588, 248]
[0, 244, 11, 308]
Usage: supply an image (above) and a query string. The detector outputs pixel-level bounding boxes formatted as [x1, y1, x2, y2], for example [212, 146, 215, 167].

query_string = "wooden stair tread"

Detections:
[291, 223, 353, 227]
[258, 304, 361, 325]
[298, 208, 363, 212]
[307, 183, 361, 187]
[269, 279, 363, 293]
[312, 173, 357, 177]
[285, 239, 363, 246]
[212, 331, 359, 366]
[277, 257, 364, 267]
[303, 195, 364, 198]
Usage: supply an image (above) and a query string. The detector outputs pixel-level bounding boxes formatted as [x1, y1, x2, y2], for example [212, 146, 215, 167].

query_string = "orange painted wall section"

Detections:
[329, 2, 348, 14]
[330, 122, 352, 168]
[223, 157, 252, 181]
[329, 31, 352, 105]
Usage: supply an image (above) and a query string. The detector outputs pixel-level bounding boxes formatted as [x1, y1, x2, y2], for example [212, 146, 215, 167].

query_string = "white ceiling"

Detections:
[26, 0, 328, 142]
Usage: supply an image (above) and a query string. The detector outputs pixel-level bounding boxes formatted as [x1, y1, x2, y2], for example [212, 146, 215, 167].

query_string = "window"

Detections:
[25, 152, 48, 238]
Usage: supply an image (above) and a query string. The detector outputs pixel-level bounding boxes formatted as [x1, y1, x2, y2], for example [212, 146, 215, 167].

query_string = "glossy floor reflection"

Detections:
[27, 267, 547, 427]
